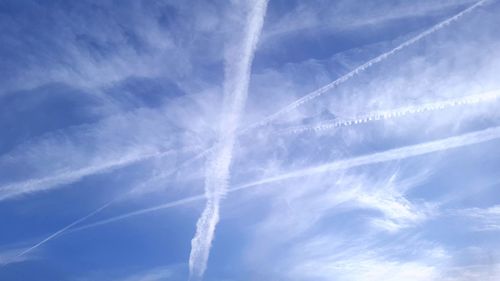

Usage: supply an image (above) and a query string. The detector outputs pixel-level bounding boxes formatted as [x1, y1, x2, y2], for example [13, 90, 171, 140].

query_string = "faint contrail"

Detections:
[7, 147, 199, 259]
[13, 200, 115, 259]
[278, 90, 500, 134]
[188, 1, 268, 280]
[239, 126, 500, 188]
[71, 126, 500, 232]
[0, 147, 198, 202]
[240, 0, 490, 132]
[71, 194, 206, 232]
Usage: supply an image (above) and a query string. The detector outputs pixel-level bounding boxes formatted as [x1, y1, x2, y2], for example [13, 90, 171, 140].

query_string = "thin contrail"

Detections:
[70, 194, 206, 232]
[8, 146, 199, 259]
[13, 200, 116, 259]
[70, 125, 500, 231]
[239, 0, 490, 132]
[278, 90, 500, 135]
[0, 146, 199, 201]
[188, 1, 268, 280]
[239, 126, 500, 188]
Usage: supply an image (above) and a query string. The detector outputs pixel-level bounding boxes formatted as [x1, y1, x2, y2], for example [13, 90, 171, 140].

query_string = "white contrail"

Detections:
[71, 194, 206, 232]
[240, 0, 490, 132]
[239, 126, 500, 189]
[13, 200, 115, 259]
[0, 146, 198, 201]
[6, 144, 206, 259]
[71, 126, 500, 232]
[188, 1, 268, 280]
[278, 90, 500, 134]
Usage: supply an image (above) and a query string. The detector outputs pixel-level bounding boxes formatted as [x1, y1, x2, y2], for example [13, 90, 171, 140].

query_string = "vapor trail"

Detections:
[8, 147, 199, 259]
[0, 147, 198, 202]
[240, 126, 500, 188]
[240, 0, 490, 132]
[71, 194, 206, 232]
[13, 200, 115, 259]
[71, 126, 500, 232]
[188, 1, 268, 280]
[279, 90, 500, 134]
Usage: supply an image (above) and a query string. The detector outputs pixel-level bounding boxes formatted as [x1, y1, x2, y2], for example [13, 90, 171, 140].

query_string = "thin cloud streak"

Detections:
[9, 148, 200, 260]
[0, 147, 198, 201]
[188, 1, 268, 279]
[242, 0, 490, 130]
[240, 126, 500, 189]
[71, 194, 206, 232]
[278, 90, 500, 134]
[12, 200, 115, 259]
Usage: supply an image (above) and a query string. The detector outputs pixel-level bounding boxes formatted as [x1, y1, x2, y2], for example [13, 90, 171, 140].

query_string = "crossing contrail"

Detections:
[71, 125, 500, 232]
[188, 1, 268, 280]
[7, 146, 200, 259]
[278, 90, 500, 135]
[240, 0, 490, 132]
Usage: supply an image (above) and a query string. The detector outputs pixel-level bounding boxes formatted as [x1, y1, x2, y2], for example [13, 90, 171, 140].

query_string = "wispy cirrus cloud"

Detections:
[1, 0, 500, 280]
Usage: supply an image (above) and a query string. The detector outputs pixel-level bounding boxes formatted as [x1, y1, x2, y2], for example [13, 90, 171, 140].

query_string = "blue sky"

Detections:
[1, 0, 500, 280]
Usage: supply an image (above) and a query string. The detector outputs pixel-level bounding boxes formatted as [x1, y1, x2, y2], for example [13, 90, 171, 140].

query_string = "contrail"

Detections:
[70, 194, 206, 232]
[13, 200, 116, 259]
[71, 125, 500, 232]
[0, 146, 199, 201]
[239, 126, 500, 188]
[188, 1, 268, 280]
[278, 90, 500, 135]
[240, 0, 490, 132]
[7, 146, 200, 259]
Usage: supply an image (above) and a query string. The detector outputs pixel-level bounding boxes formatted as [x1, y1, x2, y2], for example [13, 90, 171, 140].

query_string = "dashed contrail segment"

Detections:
[188, 1, 268, 280]
[71, 126, 500, 231]
[241, 0, 490, 132]
[278, 90, 500, 135]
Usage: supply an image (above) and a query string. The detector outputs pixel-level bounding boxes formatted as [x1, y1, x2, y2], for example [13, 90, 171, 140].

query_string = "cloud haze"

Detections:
[1, 0, 500, 280]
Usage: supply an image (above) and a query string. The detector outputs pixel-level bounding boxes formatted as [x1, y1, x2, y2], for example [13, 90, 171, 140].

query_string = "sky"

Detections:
[1, 0, 500, 280]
